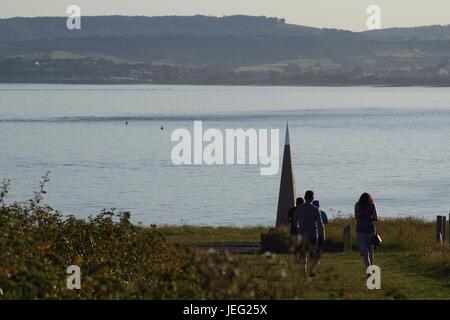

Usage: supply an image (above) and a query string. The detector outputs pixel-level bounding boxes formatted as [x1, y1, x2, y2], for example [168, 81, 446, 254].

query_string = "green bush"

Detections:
[0, 175, 303, 299]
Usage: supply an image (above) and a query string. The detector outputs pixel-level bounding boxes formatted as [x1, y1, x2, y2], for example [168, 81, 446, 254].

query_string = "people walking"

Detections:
[294, 190, 323, 277]
[355, 193, 379, 276]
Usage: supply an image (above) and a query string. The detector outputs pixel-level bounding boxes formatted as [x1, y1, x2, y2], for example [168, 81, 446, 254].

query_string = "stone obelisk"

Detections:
[275, 122, 296, 229]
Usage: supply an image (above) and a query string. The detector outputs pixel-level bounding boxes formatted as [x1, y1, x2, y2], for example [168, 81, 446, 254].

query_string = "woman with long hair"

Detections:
[355, 192, 378, 276]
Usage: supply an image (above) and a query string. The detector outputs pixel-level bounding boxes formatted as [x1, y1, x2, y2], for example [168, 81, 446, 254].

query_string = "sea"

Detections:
[1, 84, 449, 226]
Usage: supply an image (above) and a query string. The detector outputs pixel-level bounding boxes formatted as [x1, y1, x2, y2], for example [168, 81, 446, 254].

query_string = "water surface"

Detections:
[1, 84, 449, 225]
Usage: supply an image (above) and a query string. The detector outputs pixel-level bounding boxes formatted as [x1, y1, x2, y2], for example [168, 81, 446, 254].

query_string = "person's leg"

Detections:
[304, 255, 309, 275]
[291, 235, 300, 260]
[310, 257, 318, 276]
[294, 246, 299, 261]
[299, 250, 308, 275]
[365, 235, 377, 277]
[362, 254, 371, 269]
[297, 237, 308, 275]
[305, 237, 313, 275]
[366, 234, 375, 266]
[316, 236, 324, 262]
[309, 237, 318, 277]
[357, 233, 371, 272]
[368, 239, 374, 266]
[305, 237, 315, 276]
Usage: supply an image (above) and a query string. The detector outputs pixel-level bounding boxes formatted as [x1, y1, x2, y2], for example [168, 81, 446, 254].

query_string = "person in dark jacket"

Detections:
[312, 200, 328, 262]
[287, 197, 304, 235]
[355, 193, 378, 275]
[295, 191, 323, 277]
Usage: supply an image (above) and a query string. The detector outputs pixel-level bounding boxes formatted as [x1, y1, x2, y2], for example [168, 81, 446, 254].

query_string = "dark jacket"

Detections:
[287, 206, 298, 235]
[355, 203, 378, 234]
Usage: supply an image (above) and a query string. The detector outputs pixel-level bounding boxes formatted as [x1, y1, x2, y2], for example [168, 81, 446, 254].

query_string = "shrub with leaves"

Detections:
[0, 174, 304, 299]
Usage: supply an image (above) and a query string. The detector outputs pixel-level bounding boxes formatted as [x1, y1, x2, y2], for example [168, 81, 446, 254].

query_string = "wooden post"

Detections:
[436, 216, 443, 244]
[443, 216, 447, 243]
[343, 225, 352, 253]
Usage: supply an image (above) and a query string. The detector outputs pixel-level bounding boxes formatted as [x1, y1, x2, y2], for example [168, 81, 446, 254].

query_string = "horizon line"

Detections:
[1, 14, 450, 33]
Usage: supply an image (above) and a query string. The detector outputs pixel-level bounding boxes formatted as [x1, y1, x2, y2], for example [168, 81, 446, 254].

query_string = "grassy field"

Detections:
[158, 219, 450, 300]
[236, 58, 342, 73]
[1, 177, 449, 299]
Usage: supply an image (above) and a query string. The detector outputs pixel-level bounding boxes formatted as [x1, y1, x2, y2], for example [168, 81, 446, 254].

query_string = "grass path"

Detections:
[160, 226, 450, 300]
[231, 251, 450, 299]
[292, 252, 450, 299]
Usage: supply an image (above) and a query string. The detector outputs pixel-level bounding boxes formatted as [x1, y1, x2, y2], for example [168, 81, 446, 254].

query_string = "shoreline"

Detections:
[2, 81, 450, 88]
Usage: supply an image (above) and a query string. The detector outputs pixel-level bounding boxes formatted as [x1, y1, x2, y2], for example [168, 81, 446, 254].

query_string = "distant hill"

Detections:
[364, 25, 450, 41]
[0, 15, 368, 67]
[1, 15, 450, 85]
[0, 15, 346, 41]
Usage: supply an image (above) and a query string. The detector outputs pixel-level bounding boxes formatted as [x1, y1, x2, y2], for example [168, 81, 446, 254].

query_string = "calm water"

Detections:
[1, 84, 449, 225]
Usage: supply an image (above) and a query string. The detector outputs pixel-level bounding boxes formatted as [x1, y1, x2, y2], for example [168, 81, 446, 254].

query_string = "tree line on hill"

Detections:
[1, 15, 450, 85]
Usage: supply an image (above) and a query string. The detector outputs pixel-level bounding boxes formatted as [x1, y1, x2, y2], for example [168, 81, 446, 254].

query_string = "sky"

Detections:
[2, 0, 450, 31]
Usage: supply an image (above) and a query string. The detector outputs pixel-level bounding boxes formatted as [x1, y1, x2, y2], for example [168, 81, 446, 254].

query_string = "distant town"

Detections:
[1, 15, 450, 86]
[2, 56, 450, 86]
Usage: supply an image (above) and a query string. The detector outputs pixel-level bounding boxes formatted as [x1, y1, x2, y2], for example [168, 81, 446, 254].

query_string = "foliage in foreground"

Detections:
[0, 177, 302, 299]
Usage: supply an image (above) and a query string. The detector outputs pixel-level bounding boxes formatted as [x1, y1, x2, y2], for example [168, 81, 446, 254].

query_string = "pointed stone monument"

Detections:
[260, 123, 297, 253]
[275, 122, 296, 229]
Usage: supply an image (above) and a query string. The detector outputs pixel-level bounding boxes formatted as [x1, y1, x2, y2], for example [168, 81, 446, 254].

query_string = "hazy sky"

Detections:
[2, 0, 450, 31]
